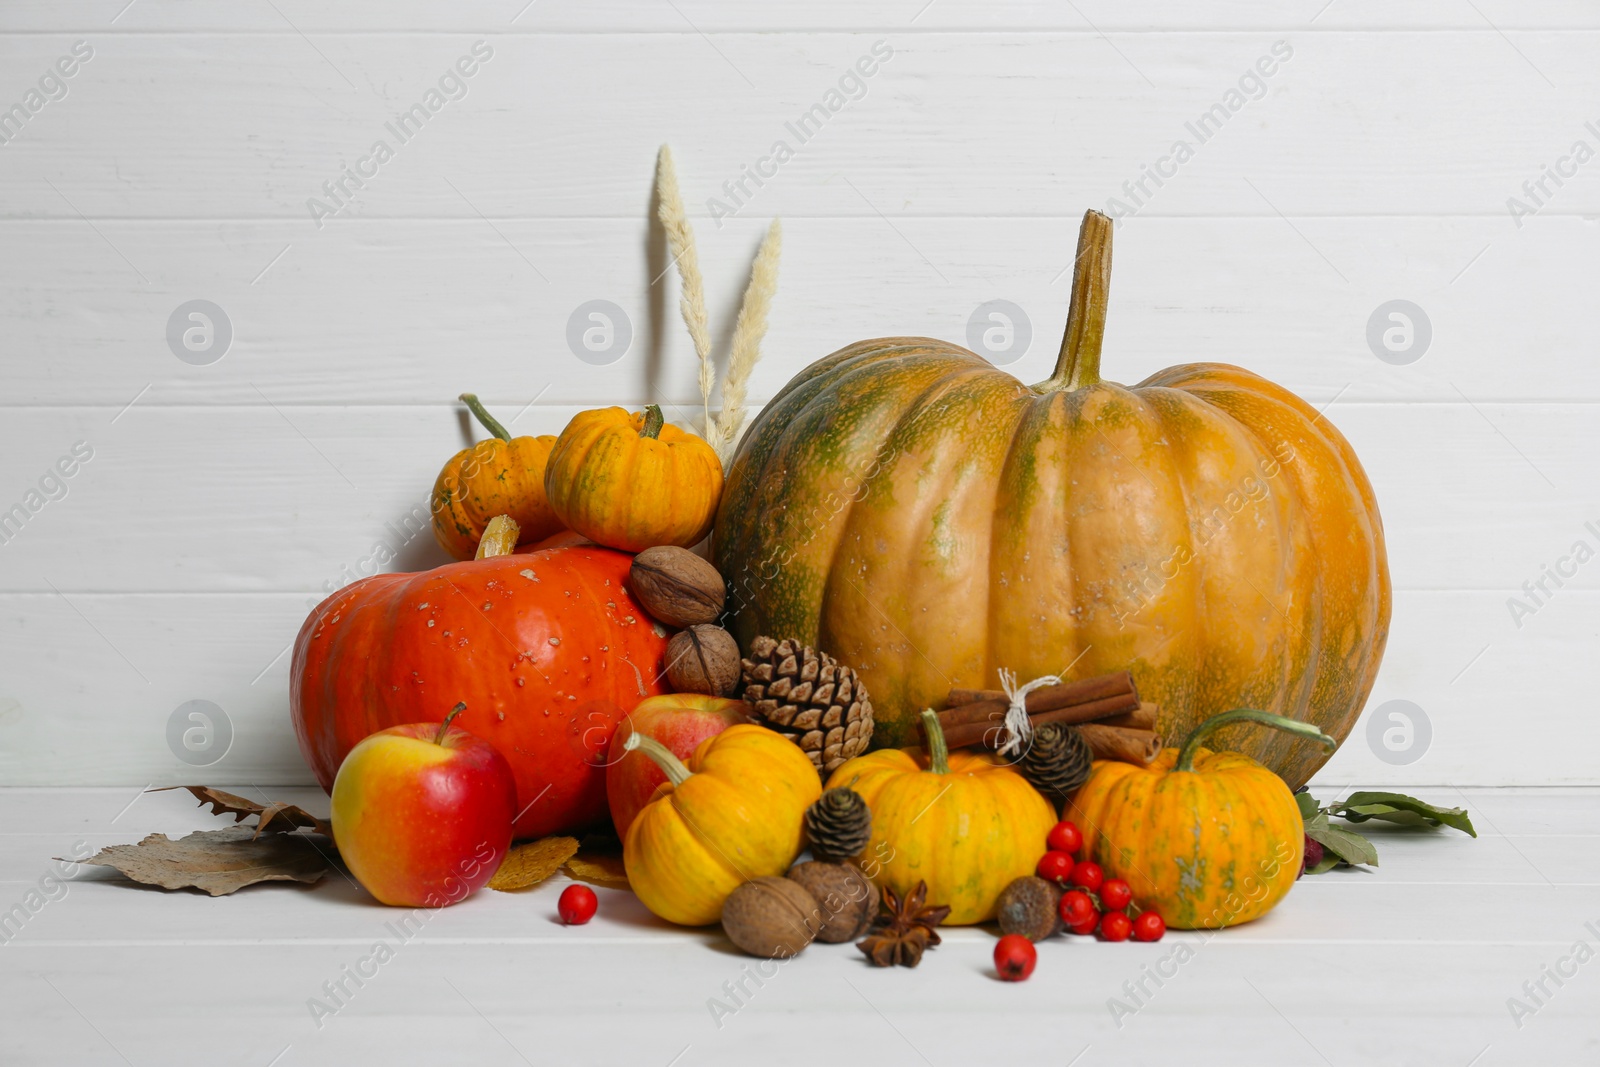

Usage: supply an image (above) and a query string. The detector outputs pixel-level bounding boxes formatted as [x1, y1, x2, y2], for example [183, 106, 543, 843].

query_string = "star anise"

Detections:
[856, 880, 952, 968]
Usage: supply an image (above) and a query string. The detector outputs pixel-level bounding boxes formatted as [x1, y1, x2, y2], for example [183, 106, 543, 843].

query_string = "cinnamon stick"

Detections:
[1098, 702, 1157, 731]
[1078, 724, 1162, 765]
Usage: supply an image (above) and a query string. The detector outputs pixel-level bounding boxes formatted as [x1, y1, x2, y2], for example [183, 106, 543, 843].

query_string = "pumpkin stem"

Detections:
[434, 702, 467, 745]
[918, 708, 951, 776]
[1174, 708, 1337, 774]
[459, 393, 513, 442]
[622, 729, 694, 787]
[638, 404, 665, 440]
[1035, 209, 1113, 394]
[475, 514, 521, 559]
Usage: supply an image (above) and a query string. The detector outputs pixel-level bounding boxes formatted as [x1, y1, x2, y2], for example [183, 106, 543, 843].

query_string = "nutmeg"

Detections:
[666, 624, 741, 696]
[629, 546, 727, 628]
[786, 861, 880, 943]
[996, 876, 1062, 942]
[720, 876, 823, 958]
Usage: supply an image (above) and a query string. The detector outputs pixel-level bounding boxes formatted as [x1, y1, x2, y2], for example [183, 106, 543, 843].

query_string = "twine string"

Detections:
[995, 668, 1063, 758]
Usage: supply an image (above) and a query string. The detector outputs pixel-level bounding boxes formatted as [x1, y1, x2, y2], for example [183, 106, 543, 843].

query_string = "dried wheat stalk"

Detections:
[654, 145, 716, 437]
[715, 218, 782, 459]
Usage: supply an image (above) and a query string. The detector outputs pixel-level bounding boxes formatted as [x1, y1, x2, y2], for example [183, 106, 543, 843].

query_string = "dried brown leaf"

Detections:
[155, 785, 333, 837]
[561, 853, 630, 891]
[487, 836, 580, 892]
[71, 826, 333, 896]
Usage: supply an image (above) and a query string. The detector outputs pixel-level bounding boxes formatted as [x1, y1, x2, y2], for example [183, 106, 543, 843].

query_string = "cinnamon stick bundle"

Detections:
[936, 671, 1140, 750]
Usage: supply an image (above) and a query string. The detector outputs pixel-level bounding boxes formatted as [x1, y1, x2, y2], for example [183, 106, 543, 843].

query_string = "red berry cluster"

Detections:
[1036, 819, 1164, 940]
[995, 819, 1168, 979]
[1036, 819, 1164, 943]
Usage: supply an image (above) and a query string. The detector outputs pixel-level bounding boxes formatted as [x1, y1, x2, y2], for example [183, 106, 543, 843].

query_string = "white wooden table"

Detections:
[2, 785, 1594, 1065]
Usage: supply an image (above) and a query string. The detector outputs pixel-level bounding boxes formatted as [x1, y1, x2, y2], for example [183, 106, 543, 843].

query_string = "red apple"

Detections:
[331, 703, 516, 907]
[606, 693, 747, 839]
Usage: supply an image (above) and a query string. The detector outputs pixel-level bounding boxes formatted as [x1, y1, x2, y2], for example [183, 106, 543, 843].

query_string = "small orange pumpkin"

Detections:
[431, 393, 563, 560]
[824, 709, 1057, 925]
[544, 404, 724, 552]
[1065, 709, 1335, 929]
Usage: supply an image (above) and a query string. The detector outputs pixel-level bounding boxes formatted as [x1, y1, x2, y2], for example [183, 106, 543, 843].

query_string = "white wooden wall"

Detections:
[2, 2, 1596, 787]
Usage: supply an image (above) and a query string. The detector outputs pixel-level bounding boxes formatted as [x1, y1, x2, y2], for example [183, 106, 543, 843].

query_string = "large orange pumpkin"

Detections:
[291, 529, 670, 839]
[714, 211, 1389, 788]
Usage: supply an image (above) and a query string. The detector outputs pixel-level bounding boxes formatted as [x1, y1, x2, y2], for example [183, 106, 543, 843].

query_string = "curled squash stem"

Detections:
[918, 708, 951, 776]
[434, 701, 467, 745]
[623, 729, 693, 787]
[1174, 708, 1336, 774]
[638, 404, 665, 440]
[459, 393, 512, 442]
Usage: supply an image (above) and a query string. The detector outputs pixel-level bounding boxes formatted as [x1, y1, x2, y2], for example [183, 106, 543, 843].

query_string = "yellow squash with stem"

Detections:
[1066, 708, 1336, 929]
[824, 708, 1056, 925]
[622, 724, 821, 926]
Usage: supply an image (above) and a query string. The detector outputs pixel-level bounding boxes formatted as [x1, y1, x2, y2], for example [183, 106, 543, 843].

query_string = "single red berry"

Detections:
[994, 934, 1037, 981]
[1069, 914, 1099, 936]
[1046, 820, 1083, 856]
[1036, 850, 1075, 886]
[1132, 911, 1166, 942]
[1069, 860, 1103, 893]
[1098, 910, 1132, 942]
[1058, 889, 1096, 928]
[1099, 878, 1132, 912]
[558, 884, 598, 925]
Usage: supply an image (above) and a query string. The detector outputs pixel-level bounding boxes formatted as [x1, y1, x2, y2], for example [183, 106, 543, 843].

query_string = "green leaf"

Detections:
[1331, 792, 1477, 838]
[1295, 791, 1321, 820]
[1303, 852, 1343, 875]
[1304, 814, 1380, 867]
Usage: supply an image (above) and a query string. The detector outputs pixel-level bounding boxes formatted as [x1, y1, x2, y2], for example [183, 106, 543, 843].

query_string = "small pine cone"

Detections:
[741, 636, 874, 777]
[804, 787, 872, 862]
[1018, 722, 1093, 799]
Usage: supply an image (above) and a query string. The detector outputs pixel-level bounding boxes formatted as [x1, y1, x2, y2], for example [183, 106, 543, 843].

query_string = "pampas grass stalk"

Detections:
[655, 145, 716, 438]
[716, 218, 782, 460]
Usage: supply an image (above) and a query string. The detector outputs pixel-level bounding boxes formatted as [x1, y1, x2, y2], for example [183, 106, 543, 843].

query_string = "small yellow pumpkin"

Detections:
[622, 724, 821, 926]
[1065, 709, 1335, 930]
[431, 393, 563, 560]
[825, 709, 1056, 925]
[544, 405, 724, 552]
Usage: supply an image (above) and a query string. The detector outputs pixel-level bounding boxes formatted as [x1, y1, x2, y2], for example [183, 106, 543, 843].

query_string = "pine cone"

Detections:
[804, 787, 872, 862]
[741, 636, 873, 776]
[1018, 722, 1093, 799]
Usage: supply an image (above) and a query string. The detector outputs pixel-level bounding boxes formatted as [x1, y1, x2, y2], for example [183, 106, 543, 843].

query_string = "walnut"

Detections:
[628, 546, 726, 628]
[787, 860, 880, 943]
[666, 624, 741, 696]
[719, 876, 823, 958]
